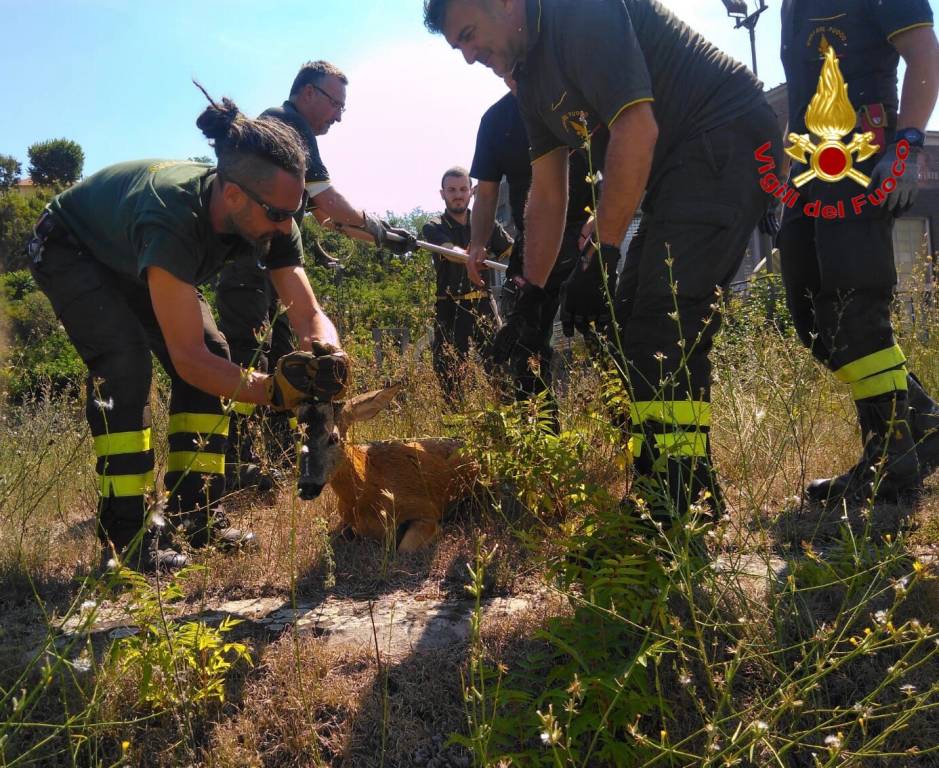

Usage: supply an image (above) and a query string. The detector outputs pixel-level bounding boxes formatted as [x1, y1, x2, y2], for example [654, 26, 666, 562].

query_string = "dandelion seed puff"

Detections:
[94, 397, 114, 411]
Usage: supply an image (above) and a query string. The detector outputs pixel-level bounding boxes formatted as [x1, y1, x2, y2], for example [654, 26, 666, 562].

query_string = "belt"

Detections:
[26, 209, 81, 264]
[438, 290, 488, 301]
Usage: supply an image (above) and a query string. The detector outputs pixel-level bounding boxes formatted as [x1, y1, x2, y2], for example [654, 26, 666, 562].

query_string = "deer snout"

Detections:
[298, 479, 326, 501]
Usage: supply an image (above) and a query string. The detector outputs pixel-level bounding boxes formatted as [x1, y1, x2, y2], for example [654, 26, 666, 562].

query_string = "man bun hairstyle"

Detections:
[290, 60, 349, 97]
[423, 0, 454, 34]
[194, 81, 306, 182]
[441, 165, 470, 188]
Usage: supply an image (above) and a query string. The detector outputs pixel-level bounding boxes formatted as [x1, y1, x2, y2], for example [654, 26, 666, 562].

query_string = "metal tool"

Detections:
[384, 231, 508, 272]
[384, 232, 506, 327]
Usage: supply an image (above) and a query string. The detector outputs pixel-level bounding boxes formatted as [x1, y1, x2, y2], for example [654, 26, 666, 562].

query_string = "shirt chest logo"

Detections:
[560, 110, 590, 141]
[785, 45, 878, 187]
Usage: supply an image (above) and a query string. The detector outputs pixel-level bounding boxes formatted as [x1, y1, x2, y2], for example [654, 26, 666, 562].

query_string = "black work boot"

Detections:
[181, 505, 258, 551]
[907, 373, 939, 480]
[806, 393, 922, 504]
[99, 508, 189, 574]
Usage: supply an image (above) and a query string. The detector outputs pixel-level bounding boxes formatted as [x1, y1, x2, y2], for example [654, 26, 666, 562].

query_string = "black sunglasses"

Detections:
[225, 176, 304, 223]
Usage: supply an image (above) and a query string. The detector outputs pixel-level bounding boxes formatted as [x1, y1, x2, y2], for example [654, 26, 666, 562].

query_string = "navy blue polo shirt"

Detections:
[781, 0, 934, 138]
[470, 92, 595, 234]
[514, 0, 764, 185]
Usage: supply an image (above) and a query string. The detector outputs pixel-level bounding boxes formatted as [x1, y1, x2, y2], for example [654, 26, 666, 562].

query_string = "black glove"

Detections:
[362, 212, 418, 255]
[869, 142, 921, 214]
[559, 242, 620, 338]
[758, 208, 780, 238]
[491, 276, 547, 366]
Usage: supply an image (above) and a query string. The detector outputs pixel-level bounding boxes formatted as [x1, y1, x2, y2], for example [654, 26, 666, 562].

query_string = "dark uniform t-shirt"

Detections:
[260, 101, 330, 195]
[471, 91, 594, 234]
[782, 0, 934, 137]
[49, 160, 304, 286]
[515, 0, 764, 184]
[421, 212, 514, 297]
[780, 0, 933, 220]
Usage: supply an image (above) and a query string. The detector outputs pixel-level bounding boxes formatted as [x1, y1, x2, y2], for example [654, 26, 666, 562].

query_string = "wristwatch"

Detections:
[894, 127, 926, 148]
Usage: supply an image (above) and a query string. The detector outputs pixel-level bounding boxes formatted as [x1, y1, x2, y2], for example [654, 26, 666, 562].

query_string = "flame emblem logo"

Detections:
[785, 45, 879, 187]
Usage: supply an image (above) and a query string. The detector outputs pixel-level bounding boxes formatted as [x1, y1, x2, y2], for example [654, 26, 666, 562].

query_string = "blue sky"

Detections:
[0, 1, 933, 213]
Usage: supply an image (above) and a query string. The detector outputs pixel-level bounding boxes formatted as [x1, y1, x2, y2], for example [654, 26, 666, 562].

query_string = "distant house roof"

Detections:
[15, 178, 35, 188]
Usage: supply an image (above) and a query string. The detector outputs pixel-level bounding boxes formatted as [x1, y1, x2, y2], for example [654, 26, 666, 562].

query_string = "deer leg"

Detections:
[397, 518, 441, 553]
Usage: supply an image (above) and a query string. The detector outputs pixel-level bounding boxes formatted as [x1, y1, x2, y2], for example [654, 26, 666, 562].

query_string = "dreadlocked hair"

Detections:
[193, 81, 306, 182]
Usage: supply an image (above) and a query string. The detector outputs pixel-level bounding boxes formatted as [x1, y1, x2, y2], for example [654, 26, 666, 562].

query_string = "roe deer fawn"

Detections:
[295, 385, 479, 553]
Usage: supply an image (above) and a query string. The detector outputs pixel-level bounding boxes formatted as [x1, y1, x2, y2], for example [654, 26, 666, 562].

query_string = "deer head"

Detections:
[296, 384, 402, 501]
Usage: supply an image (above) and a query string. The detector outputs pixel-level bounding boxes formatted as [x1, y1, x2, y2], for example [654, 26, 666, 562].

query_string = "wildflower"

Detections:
[121, 740, 130, 752]
[824, 733, 843, 752]
[874, 610, 888, 625]
[679, 672, 692, 686]
[94, 397, 114, 411]
[894, 575, 910, 595]
[566, 674, 584, 699]
[537, 706, 562, 746]
[900, 684, 917, 697]
[913, 560, 925, 575]
[654, 352, 667, 362]
[300, 444, 310, 454]
[752, 720, 769, 733]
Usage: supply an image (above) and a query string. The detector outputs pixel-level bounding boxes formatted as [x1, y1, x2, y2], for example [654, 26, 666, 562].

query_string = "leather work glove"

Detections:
[869, 143, 922, 214]
[491, 276, 547, 366]
[362, 212, 418, 255]
[268, 345, 351, 410]
[559, 242, 620, 338]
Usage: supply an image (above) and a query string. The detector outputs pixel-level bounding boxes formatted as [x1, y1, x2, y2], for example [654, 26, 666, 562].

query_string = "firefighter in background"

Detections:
[216, 60, 415, 489]
[422, 166, 513, 406]
[26, 91, 349, 572]
[425, 0, 780, 524]
[467, 76, 593, 430]
[777, 0, 939, 503]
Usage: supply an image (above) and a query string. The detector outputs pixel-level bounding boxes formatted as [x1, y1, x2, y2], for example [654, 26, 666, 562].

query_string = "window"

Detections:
[893, 217, 932, 290]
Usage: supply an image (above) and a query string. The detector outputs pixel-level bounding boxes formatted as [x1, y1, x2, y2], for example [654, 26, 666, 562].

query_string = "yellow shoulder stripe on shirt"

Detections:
[531, 146, 567, 165]
[887, 22, 934, 41]
[609, 97, 655, 129]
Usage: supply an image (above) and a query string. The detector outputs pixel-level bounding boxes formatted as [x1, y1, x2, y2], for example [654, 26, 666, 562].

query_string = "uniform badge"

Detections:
[785, 46, 879, 188]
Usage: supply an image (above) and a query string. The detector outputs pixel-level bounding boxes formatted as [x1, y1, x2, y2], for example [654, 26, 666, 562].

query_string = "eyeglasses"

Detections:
[312, 84, 346, 114]
[225, 176, 304, 223]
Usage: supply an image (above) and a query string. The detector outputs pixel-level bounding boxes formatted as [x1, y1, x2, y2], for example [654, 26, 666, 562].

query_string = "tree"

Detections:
[27, 139, 84, 187]
[188, 155, 213, 164]
[0, 154, 21, 191]
[0, 187, 53, 271]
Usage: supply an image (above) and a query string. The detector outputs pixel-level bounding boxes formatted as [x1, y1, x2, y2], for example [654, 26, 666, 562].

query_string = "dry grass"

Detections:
[3, 298, 939, 766]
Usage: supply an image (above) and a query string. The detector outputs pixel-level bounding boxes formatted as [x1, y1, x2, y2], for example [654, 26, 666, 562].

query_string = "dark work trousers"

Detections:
[503, 227, 579, 402]
[432, 297, 494, 406]
[216, 257, 294, 374]
[613, 103, 781, 514]
[216, 257, 296, 465]
[31, 239, 231, 550]
[778, 209, 899, 378]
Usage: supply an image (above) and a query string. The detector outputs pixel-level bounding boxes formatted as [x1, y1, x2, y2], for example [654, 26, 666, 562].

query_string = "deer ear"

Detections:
[339, 385, 403, 428]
